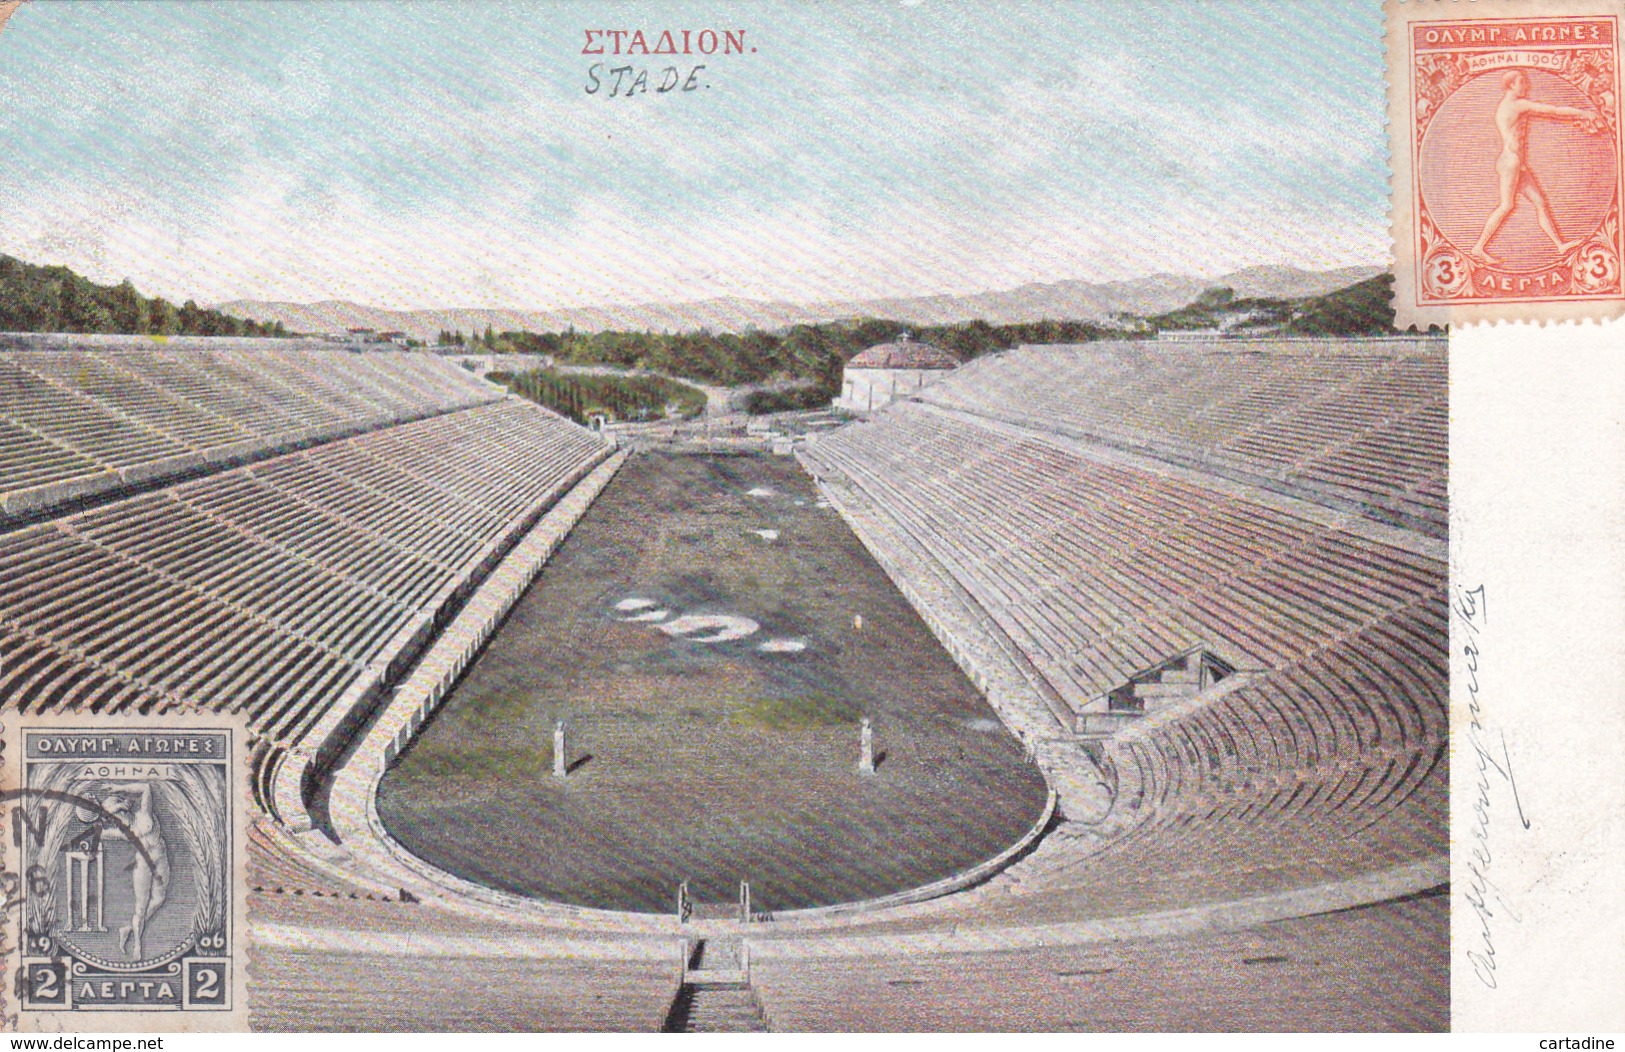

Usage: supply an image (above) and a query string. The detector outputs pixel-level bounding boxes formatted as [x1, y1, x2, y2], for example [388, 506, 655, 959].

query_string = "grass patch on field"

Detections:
[732, 690, 859, 730]
[444, 688, 538, 727]
[393, 744, 551, 782]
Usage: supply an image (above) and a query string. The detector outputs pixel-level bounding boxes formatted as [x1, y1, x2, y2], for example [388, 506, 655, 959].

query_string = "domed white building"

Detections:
[835, 335, 960, 414]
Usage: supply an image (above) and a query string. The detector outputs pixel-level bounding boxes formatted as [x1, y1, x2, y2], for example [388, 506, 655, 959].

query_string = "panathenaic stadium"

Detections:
[0, 332, 1447, 1031]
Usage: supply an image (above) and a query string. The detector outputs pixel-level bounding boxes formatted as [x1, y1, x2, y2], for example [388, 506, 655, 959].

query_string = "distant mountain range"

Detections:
[213, 265, 1382, 340]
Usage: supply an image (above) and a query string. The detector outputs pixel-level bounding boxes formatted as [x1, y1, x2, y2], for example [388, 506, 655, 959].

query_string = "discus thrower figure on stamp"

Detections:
[1391, 6, 1625, 326]
[1469, 69, 1604, 265]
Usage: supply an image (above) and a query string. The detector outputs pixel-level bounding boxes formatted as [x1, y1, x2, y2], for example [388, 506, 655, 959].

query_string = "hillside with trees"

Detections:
[453, 317, 1119, 411]
[1283, 274, 1417, 336]
[491, 367, 707, 425]
[1143, 274, 1420, 336]
[445, 275, 1411, 414]
[0, 254, 290, 337]
[1143, 286, 1292, 332]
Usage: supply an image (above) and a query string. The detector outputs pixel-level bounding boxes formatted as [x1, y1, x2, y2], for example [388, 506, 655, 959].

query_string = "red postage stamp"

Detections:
[1389, 0, 1625, 328]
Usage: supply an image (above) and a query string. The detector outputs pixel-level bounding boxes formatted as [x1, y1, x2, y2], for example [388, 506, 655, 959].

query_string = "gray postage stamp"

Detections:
[2, 714, 248, 1031]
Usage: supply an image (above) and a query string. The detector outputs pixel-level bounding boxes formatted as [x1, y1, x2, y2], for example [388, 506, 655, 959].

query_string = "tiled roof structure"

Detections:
[847, 339, 959, 370]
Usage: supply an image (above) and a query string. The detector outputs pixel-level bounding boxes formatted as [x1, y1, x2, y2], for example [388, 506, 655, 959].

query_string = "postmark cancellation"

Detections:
[1389, 0, 1625, 327]
[0, 713, 249, 1031]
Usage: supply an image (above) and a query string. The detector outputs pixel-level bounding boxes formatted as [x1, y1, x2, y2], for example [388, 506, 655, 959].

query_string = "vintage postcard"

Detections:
[0, 713, 250, 1031]
[0, 0, 1619, 1038]
[1389, 0, 1625, 328]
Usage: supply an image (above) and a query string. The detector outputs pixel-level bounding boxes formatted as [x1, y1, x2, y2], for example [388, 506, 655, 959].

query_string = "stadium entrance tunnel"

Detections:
[375, 451, 1051, 913]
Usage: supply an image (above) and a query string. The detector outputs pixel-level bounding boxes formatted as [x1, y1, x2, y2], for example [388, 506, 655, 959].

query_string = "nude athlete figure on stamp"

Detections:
[105, 783, 170, 961]
[1469, 69, 1601, 264]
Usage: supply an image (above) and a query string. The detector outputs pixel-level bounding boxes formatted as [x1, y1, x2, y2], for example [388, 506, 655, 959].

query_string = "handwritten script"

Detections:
[1456, 583, 1532, 989]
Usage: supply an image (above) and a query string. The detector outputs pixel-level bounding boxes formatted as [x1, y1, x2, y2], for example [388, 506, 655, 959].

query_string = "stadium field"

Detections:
[376, 450, 1050, 913]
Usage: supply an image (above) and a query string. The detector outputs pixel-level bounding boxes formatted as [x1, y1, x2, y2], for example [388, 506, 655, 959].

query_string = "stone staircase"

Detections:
[661, 938, 769, 1033]
[663, 982, 769, 1033]
[1133, 659, 1205, 704]
[1077, 648, 1236, 737]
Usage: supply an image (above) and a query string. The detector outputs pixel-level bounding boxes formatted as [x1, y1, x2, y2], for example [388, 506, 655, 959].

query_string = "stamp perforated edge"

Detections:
[0, 710, 251, 1032]
[1387, 0, 1625, 329]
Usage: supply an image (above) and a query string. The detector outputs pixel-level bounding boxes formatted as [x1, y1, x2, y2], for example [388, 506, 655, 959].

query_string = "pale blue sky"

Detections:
[0, 1, 1388, 309]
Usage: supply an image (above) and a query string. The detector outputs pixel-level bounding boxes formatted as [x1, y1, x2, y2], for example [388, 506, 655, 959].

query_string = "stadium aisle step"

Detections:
[679, 984, 770, 1033]
[662, 938, 769, 1031]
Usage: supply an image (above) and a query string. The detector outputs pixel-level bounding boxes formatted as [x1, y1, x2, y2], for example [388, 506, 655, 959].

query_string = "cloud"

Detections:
[0, 0, 1390, 310]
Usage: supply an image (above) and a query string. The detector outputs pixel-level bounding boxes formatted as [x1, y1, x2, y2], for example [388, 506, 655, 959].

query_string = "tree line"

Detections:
[0, 254, 289, 337]
[447, 317, 1119, 405]
[1141, 276, 1417, 337]
[437, 278, 1404, 390]
[490, 367, 707, 425]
